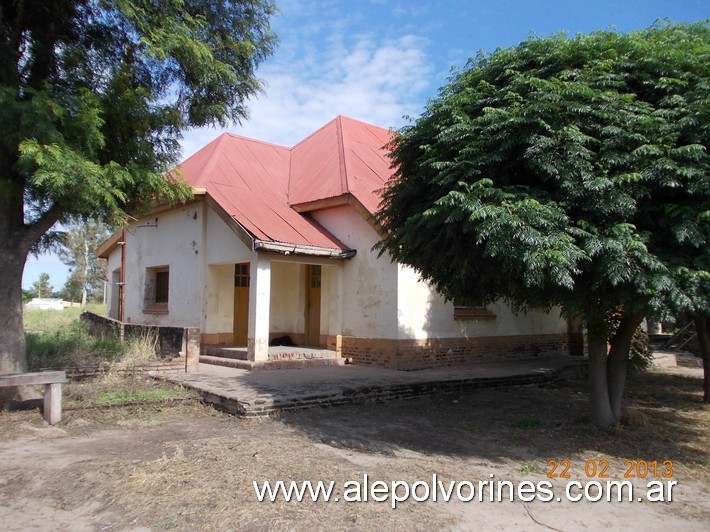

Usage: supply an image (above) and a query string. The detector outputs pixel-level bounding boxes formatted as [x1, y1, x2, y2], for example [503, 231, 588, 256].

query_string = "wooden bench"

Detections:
[0, 371, 68, 425]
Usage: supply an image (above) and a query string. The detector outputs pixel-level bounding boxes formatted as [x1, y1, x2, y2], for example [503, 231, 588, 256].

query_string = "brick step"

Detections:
[199, 355, 345, 371]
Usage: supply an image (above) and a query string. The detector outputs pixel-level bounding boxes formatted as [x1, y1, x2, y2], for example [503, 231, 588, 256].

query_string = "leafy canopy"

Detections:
[377, 21, 709, 327]
[0, 0, 278, 244]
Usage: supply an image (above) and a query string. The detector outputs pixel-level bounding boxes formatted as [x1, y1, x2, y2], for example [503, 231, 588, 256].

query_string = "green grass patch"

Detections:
[96, 388, 187, 406]
[25, 319, 123, 371]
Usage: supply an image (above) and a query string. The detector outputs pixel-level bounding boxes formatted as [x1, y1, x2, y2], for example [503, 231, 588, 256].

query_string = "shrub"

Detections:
[628, 328, 654, 373]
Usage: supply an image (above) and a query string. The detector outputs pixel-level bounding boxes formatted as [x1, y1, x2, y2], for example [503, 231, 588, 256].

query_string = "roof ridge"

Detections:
[335, 116, 349, 195]
[198, 133, 231, 183]
[224, 132, 291, 150]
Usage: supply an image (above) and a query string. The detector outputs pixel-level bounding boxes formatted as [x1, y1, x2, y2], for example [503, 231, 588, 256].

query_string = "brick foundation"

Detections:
[341, 333, 582, 370]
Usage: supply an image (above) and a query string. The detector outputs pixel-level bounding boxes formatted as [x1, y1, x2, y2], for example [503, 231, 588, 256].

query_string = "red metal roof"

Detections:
[177, 116, 395, 252]
[289, 116, 395, 213]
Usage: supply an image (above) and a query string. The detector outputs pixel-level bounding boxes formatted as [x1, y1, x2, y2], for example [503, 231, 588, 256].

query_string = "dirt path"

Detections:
[0, 366, 708, 530]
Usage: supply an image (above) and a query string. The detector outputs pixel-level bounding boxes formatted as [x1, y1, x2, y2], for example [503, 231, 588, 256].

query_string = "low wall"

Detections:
[80, 312, 200, 371]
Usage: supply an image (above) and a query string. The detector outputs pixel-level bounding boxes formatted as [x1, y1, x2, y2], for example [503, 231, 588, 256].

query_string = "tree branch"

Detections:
[21, 203, 65, 255]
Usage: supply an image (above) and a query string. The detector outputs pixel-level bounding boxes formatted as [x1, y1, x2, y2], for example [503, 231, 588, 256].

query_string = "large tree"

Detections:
[57, 217, 111, 305]
[0, 0, 277, 380]
[376, 21, 709, 426]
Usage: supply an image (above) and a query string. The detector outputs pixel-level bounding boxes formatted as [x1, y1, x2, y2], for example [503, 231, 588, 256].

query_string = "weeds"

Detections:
[26, 320, 123, 371]
[102, 330, 162, 381]
[96, 389, 184, 406]
[24, 307, 167, 375]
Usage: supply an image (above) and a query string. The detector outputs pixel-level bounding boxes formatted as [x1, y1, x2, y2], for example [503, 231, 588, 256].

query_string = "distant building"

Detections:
[25, 298, 64, 311]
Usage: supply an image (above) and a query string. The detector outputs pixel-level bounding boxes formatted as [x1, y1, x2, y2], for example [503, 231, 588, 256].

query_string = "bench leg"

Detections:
[43, 383, 62, 425]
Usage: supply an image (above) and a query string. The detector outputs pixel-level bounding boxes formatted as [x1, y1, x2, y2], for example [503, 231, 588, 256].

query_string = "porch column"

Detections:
[247, 255, 271, 361]
[335, 265, 345, 357]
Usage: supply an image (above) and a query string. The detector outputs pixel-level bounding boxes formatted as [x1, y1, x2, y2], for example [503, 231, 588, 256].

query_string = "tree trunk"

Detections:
[607, 313, 645, 421]
[695, 313, 710, 403]
[588, 333, 616, 427]
[0, 249, 27, 376]
[0, 246, 37, 402]
[0, 184, 61, 401]
[81, 235, 89, 306]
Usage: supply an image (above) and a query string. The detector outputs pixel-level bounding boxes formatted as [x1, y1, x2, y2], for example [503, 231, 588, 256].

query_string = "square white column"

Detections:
[247, 255, 271, 361]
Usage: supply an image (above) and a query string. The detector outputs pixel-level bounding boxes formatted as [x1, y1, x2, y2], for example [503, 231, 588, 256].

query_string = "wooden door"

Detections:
[305, 265, 321, 346]
[233, 263, 250, 345]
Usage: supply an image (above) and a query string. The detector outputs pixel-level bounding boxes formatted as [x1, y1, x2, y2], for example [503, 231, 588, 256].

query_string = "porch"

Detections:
[202, 255, 345, 363]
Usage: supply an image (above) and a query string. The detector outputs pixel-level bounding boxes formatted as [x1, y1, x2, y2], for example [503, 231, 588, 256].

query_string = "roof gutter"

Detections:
[253, 240, 356, 260]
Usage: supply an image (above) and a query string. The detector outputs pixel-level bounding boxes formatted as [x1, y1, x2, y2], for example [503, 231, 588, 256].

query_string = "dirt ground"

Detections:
[0, 365, 708, 531]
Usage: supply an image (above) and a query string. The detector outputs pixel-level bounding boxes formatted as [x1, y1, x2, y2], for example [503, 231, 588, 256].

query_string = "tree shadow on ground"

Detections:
[278, 368, 709, 474]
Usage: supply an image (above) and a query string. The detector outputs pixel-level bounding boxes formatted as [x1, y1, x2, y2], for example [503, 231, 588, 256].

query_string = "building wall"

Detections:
[312, 204, 573, 369]
[106, 244, 122, 320]
[120, 204, 205, 327]
[204, 207, 253, 265]
[203, 264, 234, 340]
[396, 264, 568, 339]
[312, 204, 567, 338]
[202, 206, 256, 342]
[311, 205, 399, 339]
[269, 261, 305, 337]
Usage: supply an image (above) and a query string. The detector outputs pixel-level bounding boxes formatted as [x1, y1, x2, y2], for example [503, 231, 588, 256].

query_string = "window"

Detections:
[453, 302, 496, 320]
[144, 266, 169, 313]
[310, 265, 321, 288]
[235, 263, 250, 287]
[155, 269, 169, 304]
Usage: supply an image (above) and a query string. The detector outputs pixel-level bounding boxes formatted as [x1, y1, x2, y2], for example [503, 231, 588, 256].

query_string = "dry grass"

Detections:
[99, 330, 163, 383]
[23, 304, 106, 334]
[0, 366, 708, 530]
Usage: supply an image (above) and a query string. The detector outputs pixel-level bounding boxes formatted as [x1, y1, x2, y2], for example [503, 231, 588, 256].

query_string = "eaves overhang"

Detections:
[253, 239, 356, 260]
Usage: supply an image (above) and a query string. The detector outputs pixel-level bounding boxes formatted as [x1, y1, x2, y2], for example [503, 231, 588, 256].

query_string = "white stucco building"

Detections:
[98, 116, 581, 369]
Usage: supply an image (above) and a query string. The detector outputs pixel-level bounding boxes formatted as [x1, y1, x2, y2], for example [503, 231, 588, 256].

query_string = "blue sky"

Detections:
[23, 0, 708, 290]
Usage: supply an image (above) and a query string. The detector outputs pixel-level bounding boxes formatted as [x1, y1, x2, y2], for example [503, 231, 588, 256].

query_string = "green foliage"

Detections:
[377, 21, 709, 328]
[30, 273, 53, 299]
[0, 0, 277, 370]
[1, 0, 277, 244]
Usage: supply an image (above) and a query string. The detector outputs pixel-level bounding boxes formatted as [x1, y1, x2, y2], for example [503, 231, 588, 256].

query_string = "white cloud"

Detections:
[180, 33, 431, 157]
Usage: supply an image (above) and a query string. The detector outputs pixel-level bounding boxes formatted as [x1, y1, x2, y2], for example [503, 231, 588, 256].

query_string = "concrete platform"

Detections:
[200, 346, 342, 370]
[152, 356, 581, 417]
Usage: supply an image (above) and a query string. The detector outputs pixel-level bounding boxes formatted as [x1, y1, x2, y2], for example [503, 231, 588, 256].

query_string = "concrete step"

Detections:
[199, 354, 345, 371]
[202, 347, 248, 360]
